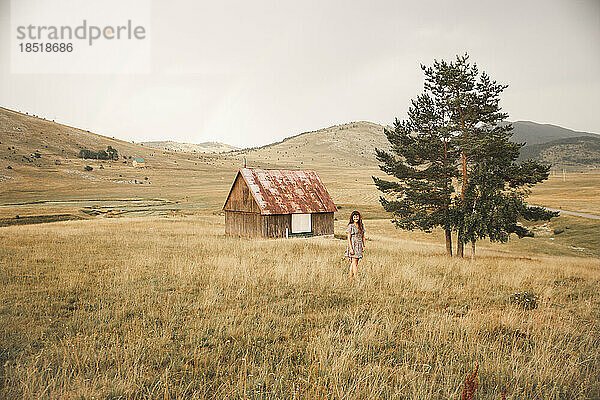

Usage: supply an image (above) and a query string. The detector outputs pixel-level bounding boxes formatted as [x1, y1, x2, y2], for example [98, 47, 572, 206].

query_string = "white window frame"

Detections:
[291, 213, 312, 233]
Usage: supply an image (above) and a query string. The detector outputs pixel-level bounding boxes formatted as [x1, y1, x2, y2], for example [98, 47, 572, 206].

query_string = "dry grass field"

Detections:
[527, 172, 600, 217]
[1, 216, 599, 399]
[2, 108, 600, 398]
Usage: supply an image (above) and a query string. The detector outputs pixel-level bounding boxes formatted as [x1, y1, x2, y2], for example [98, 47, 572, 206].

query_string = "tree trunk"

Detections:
[445, 229, 453, 257]
[461, 151, 468, 198]
[471, 241, 475, 261]
[457, 150, 467, 259]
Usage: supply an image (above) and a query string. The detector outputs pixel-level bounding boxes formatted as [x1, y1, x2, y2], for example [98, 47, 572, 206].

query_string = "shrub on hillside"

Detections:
[84, 165, 93, 171]
[78, 146, 119, 161]
[509, 292, 538, 310]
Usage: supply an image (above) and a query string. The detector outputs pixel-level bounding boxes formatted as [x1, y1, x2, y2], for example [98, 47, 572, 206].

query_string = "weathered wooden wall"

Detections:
[262, 214, 291, 238]
[225, 211, 262, 237]
[311, 212, 334, 236]
[223, 174, 261, 213]
[226, 212, 334, 238]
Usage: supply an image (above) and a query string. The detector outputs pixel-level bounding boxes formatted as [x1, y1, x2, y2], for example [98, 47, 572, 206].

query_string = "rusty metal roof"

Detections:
[231, 168, 336, 215]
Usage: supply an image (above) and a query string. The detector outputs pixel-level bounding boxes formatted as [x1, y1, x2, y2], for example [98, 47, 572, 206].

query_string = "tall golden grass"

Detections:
[1, 216, 599, 399]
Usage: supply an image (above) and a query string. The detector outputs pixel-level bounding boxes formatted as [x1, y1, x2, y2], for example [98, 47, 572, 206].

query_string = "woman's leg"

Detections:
[351, 257, 358, 278]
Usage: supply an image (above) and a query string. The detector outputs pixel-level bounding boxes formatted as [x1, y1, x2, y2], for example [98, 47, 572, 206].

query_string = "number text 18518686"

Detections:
[19, 43, 73, 52]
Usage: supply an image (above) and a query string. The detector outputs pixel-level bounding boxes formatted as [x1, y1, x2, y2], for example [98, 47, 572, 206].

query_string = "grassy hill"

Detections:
[139, 140, 239, 153]
[1, 106, 183, 169]
[0, 107, 248, 218]
[6, 105, 598, 183]
[0, 111, 391, 221]
[235, 121, 389, 169]
[135, 120, 600, 169]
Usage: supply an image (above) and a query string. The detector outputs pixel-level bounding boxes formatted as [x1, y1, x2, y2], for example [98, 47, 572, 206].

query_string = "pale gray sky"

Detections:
[1, 0, 599, 147]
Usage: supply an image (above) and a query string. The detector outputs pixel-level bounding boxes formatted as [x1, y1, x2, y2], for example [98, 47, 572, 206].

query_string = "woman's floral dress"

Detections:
[345, 223, 364, 259]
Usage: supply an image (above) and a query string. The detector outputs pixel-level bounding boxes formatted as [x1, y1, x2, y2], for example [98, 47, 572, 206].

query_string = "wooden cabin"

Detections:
[223, 168, 336, 238]
[132, 157, 145, 167]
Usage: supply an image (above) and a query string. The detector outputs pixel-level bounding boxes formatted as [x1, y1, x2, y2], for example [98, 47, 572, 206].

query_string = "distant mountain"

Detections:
[139, 140, 238, 153]
[508, 121, 599, 146]
[506, 121, 600, 167]
[518, 135, 600, 167]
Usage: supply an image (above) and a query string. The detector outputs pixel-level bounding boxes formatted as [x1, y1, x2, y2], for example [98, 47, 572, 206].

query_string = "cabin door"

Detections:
[291, 213, 311, 233]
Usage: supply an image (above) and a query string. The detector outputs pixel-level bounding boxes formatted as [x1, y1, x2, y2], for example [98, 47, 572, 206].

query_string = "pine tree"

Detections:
[373, 80, 460, 256]
[443, 55, 557, 258]
[429, 54, 481, 257]
[375, 54, 557, 258]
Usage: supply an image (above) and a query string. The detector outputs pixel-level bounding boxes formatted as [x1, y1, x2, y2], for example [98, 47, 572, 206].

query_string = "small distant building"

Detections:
[223, 168, 336, 238]
[132, 157, 145, 167]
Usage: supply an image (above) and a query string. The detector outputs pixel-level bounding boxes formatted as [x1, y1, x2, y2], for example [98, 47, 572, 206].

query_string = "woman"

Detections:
[345, 210, 365, 279]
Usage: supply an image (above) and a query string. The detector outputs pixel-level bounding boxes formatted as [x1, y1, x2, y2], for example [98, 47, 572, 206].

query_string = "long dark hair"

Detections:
[348, 210, 364, 235]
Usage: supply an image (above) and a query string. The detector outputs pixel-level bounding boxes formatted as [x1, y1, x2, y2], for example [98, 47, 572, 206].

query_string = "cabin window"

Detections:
[291, 213, 312, 233]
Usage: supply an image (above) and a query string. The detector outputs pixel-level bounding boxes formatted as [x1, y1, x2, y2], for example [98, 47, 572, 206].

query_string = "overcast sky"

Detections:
[1, 0, 599, 147]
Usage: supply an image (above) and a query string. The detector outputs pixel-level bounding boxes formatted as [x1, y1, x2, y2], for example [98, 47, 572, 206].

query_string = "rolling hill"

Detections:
[0, 106, 215, 169]
[0, 107, 243, 217]
[141, 120, 599, 169]
[235, 121, 389, 169]
[236, 120, 600, 169]
[2, 105, 600, 220]
[139, 140, 239, 153]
